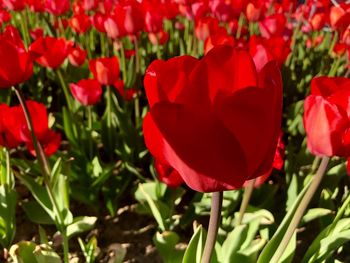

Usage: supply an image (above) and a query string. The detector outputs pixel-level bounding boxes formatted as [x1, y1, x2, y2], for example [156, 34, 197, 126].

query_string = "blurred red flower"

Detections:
[70, 79, 102, 106]
[69, 13, 91, 34]
[143, 45, 283, 192]
[2, 100, 60, 156]
[45, 0, 70, 15]
[0, 25, 33, 88]
[304, 77, 350, 157]
[29, 36, 71, 69]
[68, 45, 87, 67]
[89, 56, 120, 85]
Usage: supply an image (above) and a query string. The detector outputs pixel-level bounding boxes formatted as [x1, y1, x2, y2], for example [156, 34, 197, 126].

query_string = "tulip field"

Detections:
[1, 0, 350, 262]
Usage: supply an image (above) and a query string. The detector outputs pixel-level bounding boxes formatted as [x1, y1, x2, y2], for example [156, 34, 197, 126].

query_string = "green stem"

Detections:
[270, 157, 329, 263]
[237, 179, 256, 226]
[19, 10, 30, 48]
[120, 42, 127, 84]
[201, 192, 223, 263]
[12, 86, 69, 263]
[61, 228, 69, 263]
[56, 69, 73, 112]
[236, 13, 245, 39]
[87, 106, 93, 160]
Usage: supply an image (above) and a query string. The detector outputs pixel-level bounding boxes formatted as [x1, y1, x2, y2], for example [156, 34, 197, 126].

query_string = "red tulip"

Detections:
[246, 2, 261, 22]
[1, 0, 25, 10]
[0, 9, 11, 25]
[143, 45, 283, 192]
[148, 30, 169, 45]
[0, 26, 33, 88]
[45, 0, 70, 15]
[304, 77, 350, 157]
[69, 13, 91, 34]
[89, 57, 120, 85]
[29, 36, 71, 69]
[68, 45, 87, 67]
[155, 160, 184, 188]
[0, 104, 21, 148]
[259, 13, 286, 38]
[92, 12, 107, 33]
[114, 0, 144, 35]
[330, 4, 350, 31]
[29, 28, 44, 40]
[70, 79, 102, 105]
[26, 0, 45, 12]
[144, 4, 164, 33]
[195, 16, 219, 41]
[204, 27, 235, 55]
[2, 100, 61, 156]
[113, 79, 137, 101]
[249, 35, 291, 72]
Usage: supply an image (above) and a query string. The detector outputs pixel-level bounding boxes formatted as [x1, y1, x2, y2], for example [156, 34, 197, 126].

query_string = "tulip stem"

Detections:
[87, 106, 93, 160]
[56, 69, 74, 112]
[237, 179, 256, 226]
[12, 86, 70, 263]
[201, 191, 223, 263]
[270, 156, 329, 263]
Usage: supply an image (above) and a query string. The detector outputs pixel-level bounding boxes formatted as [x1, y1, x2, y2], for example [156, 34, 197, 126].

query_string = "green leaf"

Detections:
[67, 216, 97, 239]
[22, 201, 54, 225]
[301, 208, 332, 226]
[0, 185, 17, 247]
[182, 225, 206, 263]
[302, 218, 350, 263]
[135, 182, 167, 201]
[257, 180, 311, 263]
[221, 224, 247, 263]
[137, 183, 167, 231]
[9, 241, 61, 263]
[153, 231, 184, 263]
[16, 175, 56, 223]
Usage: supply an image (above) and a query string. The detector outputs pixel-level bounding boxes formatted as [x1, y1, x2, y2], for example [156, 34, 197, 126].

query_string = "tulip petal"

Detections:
[144, 102, 248, 192]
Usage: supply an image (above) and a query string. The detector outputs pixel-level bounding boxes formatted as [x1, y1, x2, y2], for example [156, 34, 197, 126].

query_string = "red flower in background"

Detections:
[26, 0, 45, 12]
[204, 27, 235, 54]
[0, 104, 21, 148]
[259, 13, 286, 38]
[29, 36, 71, 69]
[68, 45, 87, 67]
[0, 25, 33, 88]
[69, 13, 91, 34]
[143, 45, 282, 192]
[249, 35, 291, 72]
[195, 16, 219, 41]
[113, 79, 137, 101]
[330, 4, 350, 31]
[70, 79, 102, 106]
[29, 27, 44, 40]
[45, 0, 70, 15]
[1, 0, 25, 11]
[2, 101, 61, 156]
[304, 77, 350, 157]
[0, 9, 11, 26]
[89, 57, 120, 85]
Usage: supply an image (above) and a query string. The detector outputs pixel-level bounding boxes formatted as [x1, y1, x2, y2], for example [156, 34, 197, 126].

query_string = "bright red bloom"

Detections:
[330, 4, 350, 31]
[195, 16, 219, 41]
[155, 160, 184, 188]
[3, 100, 61, 156]
[259, 13, 286, 38]
[0, 104, 21, 148]
[143, 45, 283, 192]
[113, 79, 137, 101]
[69, 13, 91, 34]
[1, 0, 25, 10]
[304, 77, 350, 157]
[92, 12, 107, 33]
[114, 0, 144, 36]
[68, 45, 87, 67]
[144, 4, 164, 33]
[0, 9, 11, 25]
[45, 0, 70, 15]
[26, 0, 45, 12]
[249, 35, 291, 72]
[29, 37, 71, 69]
[246, 2, 261, 22]
[148, 30, 169, 45]
[204, 27, 235, 54]
[89, 57, 120, 85]
[0, 26, 33, 88]
[29, 27, 44, 40]
[70, 79, 102, 106]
